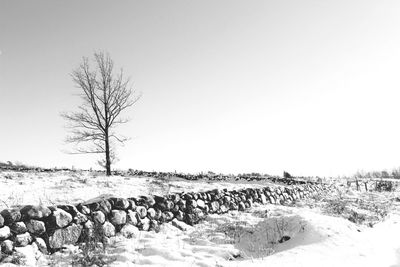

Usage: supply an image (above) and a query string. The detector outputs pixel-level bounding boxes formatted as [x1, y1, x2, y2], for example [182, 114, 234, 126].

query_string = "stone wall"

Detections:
[0, 181, 328, 261]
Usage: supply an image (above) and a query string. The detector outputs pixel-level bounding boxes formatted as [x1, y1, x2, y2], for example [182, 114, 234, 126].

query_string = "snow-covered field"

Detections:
[0, 171, 273, 210]
[1, 171, 399, 267]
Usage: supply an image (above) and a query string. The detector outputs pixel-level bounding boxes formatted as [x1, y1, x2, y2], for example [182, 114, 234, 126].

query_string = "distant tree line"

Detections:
[353, 167, 400, 179]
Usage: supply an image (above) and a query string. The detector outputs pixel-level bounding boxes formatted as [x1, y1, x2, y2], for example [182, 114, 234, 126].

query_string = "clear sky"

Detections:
[1, 0, 400, 177]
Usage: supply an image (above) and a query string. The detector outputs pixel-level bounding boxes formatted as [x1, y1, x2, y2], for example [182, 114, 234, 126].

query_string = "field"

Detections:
[0, 170, 399, 267]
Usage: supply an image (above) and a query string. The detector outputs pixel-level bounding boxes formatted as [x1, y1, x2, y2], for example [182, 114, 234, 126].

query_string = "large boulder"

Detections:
[48, 224, 82, 249]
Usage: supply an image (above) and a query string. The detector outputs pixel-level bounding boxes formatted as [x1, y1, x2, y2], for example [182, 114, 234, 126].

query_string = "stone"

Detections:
[136, 206, 147, 219]
[170, 194, 180, 203]
[1, 239, 14, 254]
[187, 199, 197, 208]
[0, 209, 21, 225]
[203, 205, 210, 214]
[102, 222, 116, 237]
[219, 204, 229, 213]
[172, 204, 180, 213]
[14, 232, 32, 247]
[110, 210, 127, 226]
[260, 194, 267, 204]
[269, 196, 276, 204]
[0, 214, 4, 227]
[92, 211, 106, 224]
[89, 200, 112, 214]
[20, 205, 51, 220]
[98, 200, 113, 215]
[77, 204, 91, 215]
[182, 193, 193, 201]
[163, 211, 174, 222]
[174, 210, 184, 221]
[51, 209, 73, 228]
[83, 220, 93, 229]
[0, 226, 11, 240]
[73, 212, 88, 224]
[34, 237, 47, 253]
[210, 201, 220, 213]
[137, 196, 155, 208]
[128, 199, 136, 211]
[153, 195, 166, 204]
[238, 202, 246, 211]
[48, 224, 82, 249]
[196, 199, 206, 209]
[56, 205, 79, 216]
[126, 210, 139, 226]
[154, 209, 162, 220]
[26, 219, 46, 236]
[138, 217, 150, 231]
[10, 221, 27, 235]
[185, 213, 199, 226]
[223, 195, 231, 204]
[83, 196, 113, 214]
[112, 198, 130, 210]
[120, 224, 140, 239]
[176, 199, 186, 210]
[172, 218, 192, 231]
[150, 219, 160, 232]
[147, 208, 156, 219]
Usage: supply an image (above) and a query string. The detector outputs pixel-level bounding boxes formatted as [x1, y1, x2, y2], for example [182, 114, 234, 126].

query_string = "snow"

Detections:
[0, 171, 272, 209]
[46, 203, 400, 267]
[1, 170, 399, 267]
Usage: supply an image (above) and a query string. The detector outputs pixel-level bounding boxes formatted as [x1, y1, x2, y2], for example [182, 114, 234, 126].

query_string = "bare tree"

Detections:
[62, 52, 140, 175]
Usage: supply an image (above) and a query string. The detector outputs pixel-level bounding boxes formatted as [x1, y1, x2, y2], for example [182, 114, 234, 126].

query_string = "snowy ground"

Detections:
[0, 171, 273, 210]
[1, 170, 399, 267]
[47, 202, 400, 267]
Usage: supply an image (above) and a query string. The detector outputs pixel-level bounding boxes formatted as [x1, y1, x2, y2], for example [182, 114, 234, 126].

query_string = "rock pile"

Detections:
[0, 183, 327, 262]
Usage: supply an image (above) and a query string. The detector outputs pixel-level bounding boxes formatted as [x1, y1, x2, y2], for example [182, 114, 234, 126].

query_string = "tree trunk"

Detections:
[105, 132, 111, 176]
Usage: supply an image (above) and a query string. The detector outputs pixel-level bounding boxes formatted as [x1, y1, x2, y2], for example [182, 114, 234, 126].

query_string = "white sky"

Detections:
[1, 0, 400, 177]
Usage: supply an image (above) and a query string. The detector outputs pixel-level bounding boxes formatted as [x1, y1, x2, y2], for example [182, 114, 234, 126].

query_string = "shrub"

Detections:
[72, 223, 113, 266]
